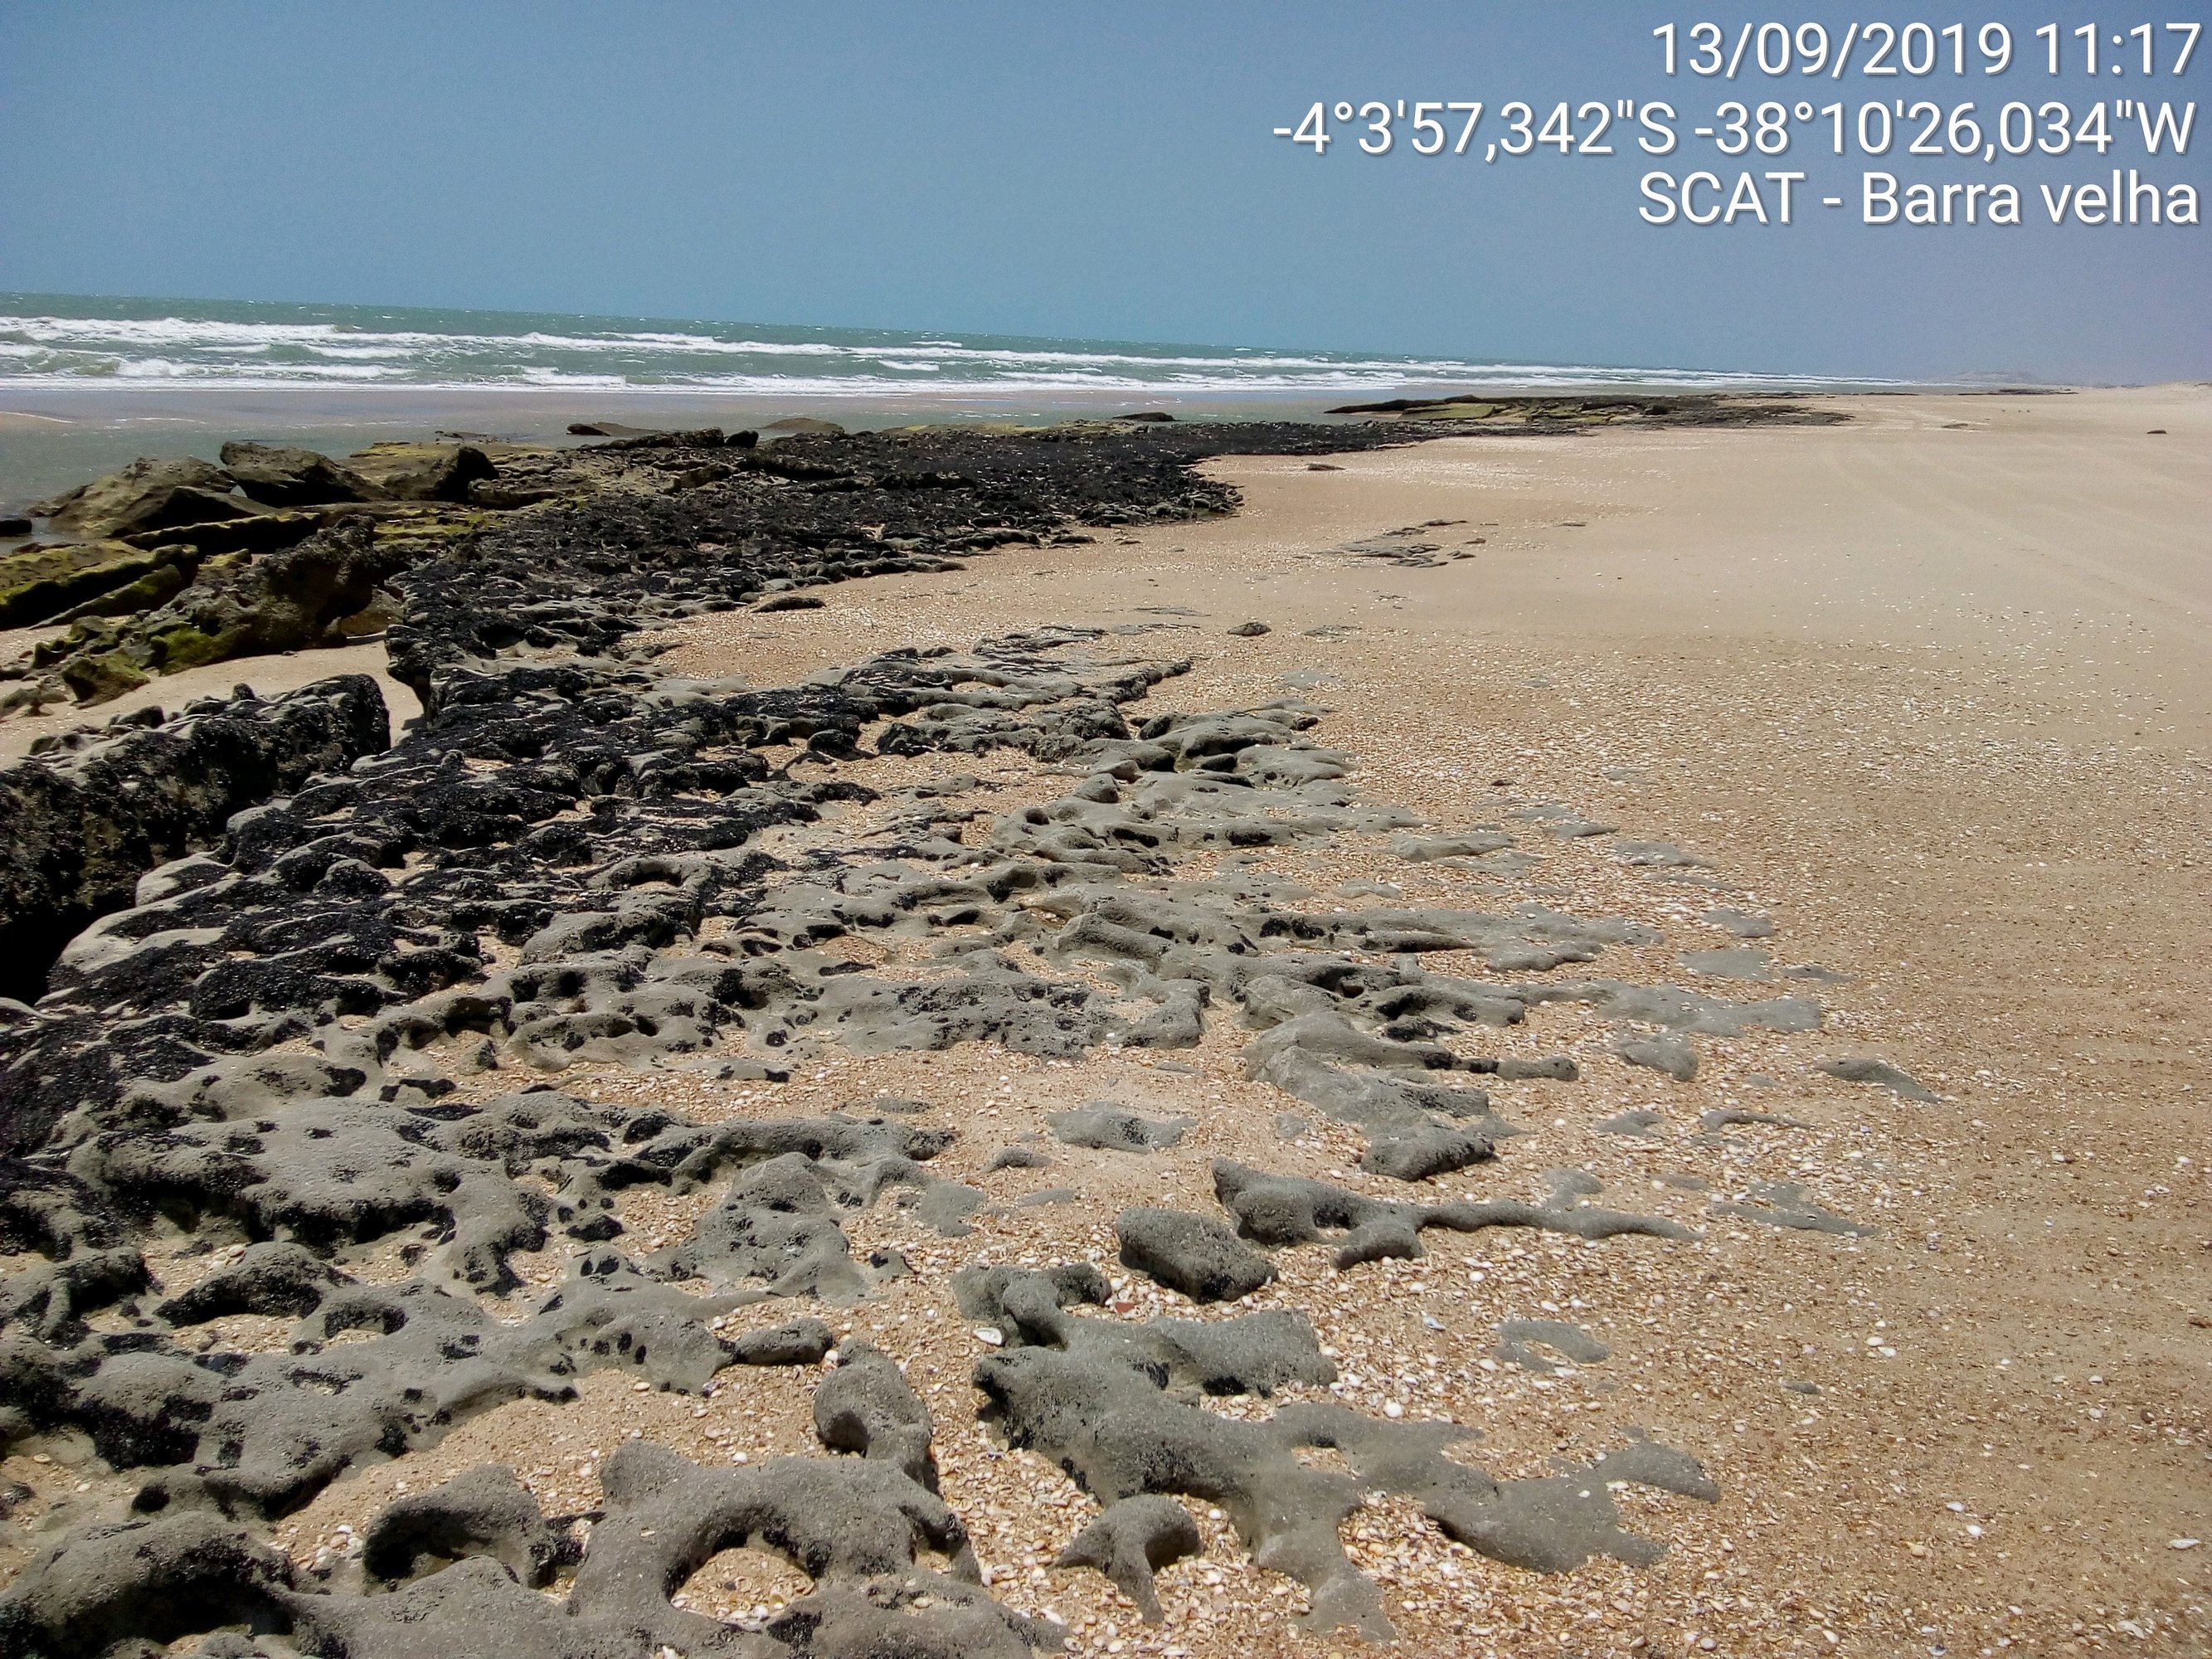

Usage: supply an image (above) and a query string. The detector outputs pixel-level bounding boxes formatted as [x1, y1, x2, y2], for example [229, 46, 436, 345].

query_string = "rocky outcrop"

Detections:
[0, 1441, 1053, 1659]
[1325, 392, 1848, 427]
[0, 419, 1806, 1653]
[219, 441, 386, 508]
[27, 457, 250, 540]
[0, 674, 388, 1005]
[8, 406, 1839, 719]
[0, 542, 181, 630]
[343, 441, 497, 502]
[21, 519, 420, 703]
[1116, 1205, 1276, 1302]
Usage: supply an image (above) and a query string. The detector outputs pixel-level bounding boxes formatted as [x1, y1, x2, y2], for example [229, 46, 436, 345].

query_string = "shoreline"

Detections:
[0, 380, 2081, 530]
[0, 376, 2057, 430]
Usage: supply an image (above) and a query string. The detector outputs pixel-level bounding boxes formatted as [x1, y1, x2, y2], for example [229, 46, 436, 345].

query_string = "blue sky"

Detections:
[0, 1, 2205, 380]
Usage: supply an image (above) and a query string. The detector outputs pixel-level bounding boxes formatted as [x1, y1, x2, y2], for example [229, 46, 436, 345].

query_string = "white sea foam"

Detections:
[0, 299, 1894, 397]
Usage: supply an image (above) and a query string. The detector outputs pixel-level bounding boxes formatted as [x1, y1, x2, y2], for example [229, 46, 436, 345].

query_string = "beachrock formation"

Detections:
[343, 441, 498, 504]
[27, 458, 248, 541]
[1324, 392, 1850, 428]
[218, 442, 386, 508]
[5, 406, 1826, 713]
[0, 415, 1884, 1652]
[0, 1439, 1056, 1659]
[0, 676, 389, 1002]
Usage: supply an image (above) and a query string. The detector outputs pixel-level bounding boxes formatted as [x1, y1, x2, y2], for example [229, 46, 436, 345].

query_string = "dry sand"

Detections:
[10, 387, 2205, 1656]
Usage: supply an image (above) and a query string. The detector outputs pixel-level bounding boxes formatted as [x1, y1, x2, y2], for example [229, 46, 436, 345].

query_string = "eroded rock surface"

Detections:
[0, 417, 1889, 1652]
[0, 676, 390, 1003]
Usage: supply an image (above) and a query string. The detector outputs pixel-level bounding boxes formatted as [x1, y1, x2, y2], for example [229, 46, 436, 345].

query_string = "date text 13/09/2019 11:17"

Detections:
[1651, 19, 2200, 80]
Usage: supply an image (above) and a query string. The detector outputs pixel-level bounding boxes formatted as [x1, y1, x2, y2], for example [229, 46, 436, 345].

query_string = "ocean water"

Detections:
[0, 293, 1853, 399]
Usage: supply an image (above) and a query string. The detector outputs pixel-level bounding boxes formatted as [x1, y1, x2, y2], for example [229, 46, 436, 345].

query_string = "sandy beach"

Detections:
[0, 388, 2203, 1657]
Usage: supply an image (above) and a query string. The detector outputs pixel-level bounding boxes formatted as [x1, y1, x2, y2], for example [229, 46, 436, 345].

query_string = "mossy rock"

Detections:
[115, 508, 328, 558]
[32, 616, 122, 669]
[59, 649, 151, 703]
[345, 443, 497, 503]
[0, 542, 171, 627]
[56, 560, 190, 623]
[145, 620, 250, 673]
[20, 520, 419, 708]
[219, 440, 386, 507]
[30, 456, 241, 537]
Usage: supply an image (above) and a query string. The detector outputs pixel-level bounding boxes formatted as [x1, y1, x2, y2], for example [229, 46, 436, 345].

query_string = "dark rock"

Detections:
[860, 1096, 931, 1115]
[0, 1441, 1055, 1659]
[1680, 946, 1772, 980]
[1597, 1108, 1665, 1137]
[754, 592, 825, 612]
[1359, 1120, 1495, 1181]
[0, 1511, 296, 1658]
[1701, 906, 1774, 938]
[954, 1262, 1330, 1399]
[1699, 1108, 1802, 1133]
[468, 479, 569, 508]
[1226, 620, 1271, 637]
[580, 426, 729, 450]
[565, 421, 659, 438]
[0, 417, 1756, 1647]
[1613, 1032, 1699, 1082]
[1055, 1495, 1201, 1620]
[112, 507, 336, 559]
[153, 1241, 350, 1324]
[1612, 839, 1707, 868]
[1116, 1206, 1274, 1302]
[1390, 829, 1514, 861]
[31, 518, 420, 698]
[1213, 1160, 1691, 1270]
[362, 1464, 577, 1587]
[727, 1316, 837, 1366]
[978, 1341, 1716, 1642]
[218, 441, 386, 508]
[813, 1338, 938, 1491]
[0, 674, 389, 1014]
[51, 557, 190, 625]
[1322, 392, 1845, 428]
[96, 484, 252, 542]
[0, 517, 31, 537]
[1709, 1181, 1875, 1237]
